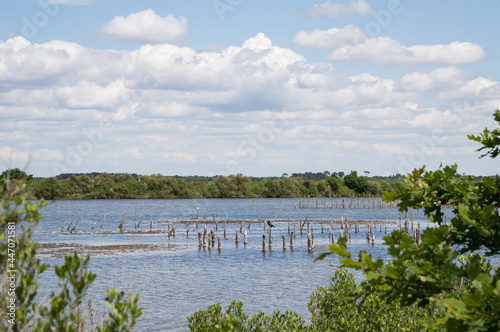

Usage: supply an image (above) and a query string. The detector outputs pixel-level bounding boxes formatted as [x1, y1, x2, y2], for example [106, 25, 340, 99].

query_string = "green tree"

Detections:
[30, 177, 59, 200]
[318, 110, 500, 331]
[1, 177, 144, 330]
[0, 169, 33, 197]
[215, 175, 239, 198]
[344, 171, 369, 194]
[366, 180, 383, 196]
[308, 269, 438, 331]
[326, 175, 342, 193]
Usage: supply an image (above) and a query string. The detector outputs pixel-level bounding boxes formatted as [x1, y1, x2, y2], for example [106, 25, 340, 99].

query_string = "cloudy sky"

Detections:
[0, 0, 498, 177]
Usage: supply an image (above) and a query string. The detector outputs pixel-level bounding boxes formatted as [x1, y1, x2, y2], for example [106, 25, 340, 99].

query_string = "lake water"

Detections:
[33, 198, 453, 331]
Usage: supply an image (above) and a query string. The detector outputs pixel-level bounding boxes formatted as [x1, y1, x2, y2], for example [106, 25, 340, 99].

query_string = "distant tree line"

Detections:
[1, 169, 406, 200]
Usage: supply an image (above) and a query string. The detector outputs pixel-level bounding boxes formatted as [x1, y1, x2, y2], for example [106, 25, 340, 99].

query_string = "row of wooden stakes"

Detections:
[196, 227, 318, 253]
[193, 216, 373, 253]
[296, 198, 401, 209]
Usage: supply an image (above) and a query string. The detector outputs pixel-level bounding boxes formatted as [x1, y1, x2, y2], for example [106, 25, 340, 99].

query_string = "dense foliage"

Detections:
[0, 177, 144, 331]
[2, 171, 402, 200]
[319, 110, 500, 331]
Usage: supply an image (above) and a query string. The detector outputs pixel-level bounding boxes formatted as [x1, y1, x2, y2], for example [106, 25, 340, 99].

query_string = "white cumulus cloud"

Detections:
[397, 67, 465, 92]
[328, 37, 485, 66]
[98, 9, 188, 43]
[306, 0, 371, 18]
[292, 25, 366, 48]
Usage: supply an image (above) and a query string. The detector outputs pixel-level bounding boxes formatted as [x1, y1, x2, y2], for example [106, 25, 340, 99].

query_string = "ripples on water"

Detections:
[33, 198, 453, 331]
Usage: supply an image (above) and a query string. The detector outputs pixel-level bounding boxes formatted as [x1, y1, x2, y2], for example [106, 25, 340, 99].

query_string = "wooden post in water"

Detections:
[150, 215, 152, 230]
[203, 230, 207, 250]
[300, 215, 308, 234]
[118, 213, 127, 232]
[211, 230, 215, 246]
[282, 234, 286, 251]
[186, 223, 189, 238]
[290, 231, 294, 249]
[137, 209, 144, 228]
[71, 212, 83, 233]
[65, 217, 75, 232]
[307, 233, 313, 252]
[235, 229, 239, 245]
[224, 221, 227, 240]
[198, 232, 202, 249]
[262, 234, 266, 253]
[240, 222, 243, 234]
[218, 235, 222, 252]
[288, 215, 290, 234]
[244, 231, 248, 246]
[100, 214, 107, 229]
[269, 228, 273, 248]
[134, 211, 137, 229]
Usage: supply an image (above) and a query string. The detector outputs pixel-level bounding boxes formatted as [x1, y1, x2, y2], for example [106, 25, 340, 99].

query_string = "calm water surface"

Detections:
[33, 198, 452, 331]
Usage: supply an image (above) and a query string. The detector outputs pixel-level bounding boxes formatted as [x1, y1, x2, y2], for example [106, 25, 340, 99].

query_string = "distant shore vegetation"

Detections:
[1, 169, 408, 200]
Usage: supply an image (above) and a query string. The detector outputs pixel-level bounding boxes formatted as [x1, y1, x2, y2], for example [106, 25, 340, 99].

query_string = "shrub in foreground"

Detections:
[0, 178, 144, 331]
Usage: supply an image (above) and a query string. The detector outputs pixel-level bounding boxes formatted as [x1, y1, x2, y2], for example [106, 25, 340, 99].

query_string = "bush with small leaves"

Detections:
[0, 180, 144, 331]
[318, 111, 500, 331]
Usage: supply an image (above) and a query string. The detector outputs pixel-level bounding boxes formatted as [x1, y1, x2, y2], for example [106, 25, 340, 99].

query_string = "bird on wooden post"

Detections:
[267, 220, 275, 228]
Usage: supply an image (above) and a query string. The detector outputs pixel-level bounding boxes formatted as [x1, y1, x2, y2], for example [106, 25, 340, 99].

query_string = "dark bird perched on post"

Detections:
[267, 220, 275, 228]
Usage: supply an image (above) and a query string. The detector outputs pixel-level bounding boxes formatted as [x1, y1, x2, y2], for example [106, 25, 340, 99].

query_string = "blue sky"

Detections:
[0, 0, 499, 177]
